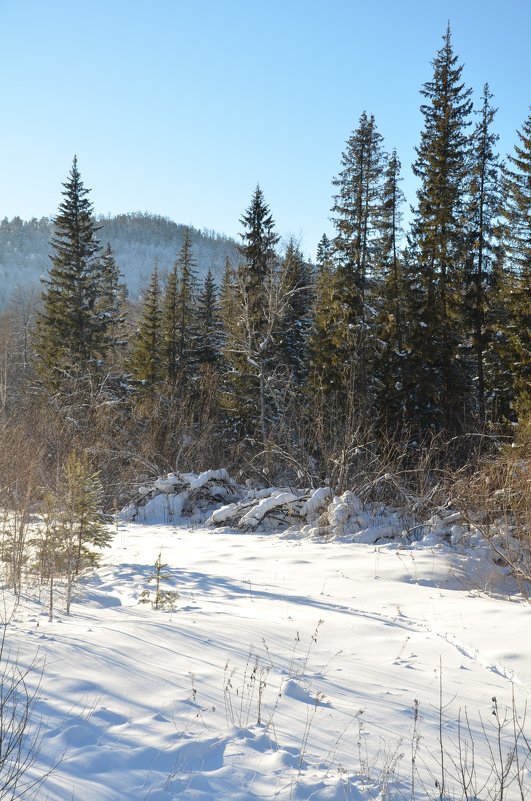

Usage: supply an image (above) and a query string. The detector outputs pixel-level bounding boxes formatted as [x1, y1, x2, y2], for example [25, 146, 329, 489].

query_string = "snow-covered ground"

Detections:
[5, 518, 531, 800]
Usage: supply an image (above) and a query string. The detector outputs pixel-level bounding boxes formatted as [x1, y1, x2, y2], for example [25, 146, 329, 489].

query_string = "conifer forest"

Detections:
[0, 26, 529, 535]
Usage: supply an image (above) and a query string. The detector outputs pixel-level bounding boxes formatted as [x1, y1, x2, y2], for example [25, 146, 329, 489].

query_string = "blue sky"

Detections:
[0, 0, 529, 260]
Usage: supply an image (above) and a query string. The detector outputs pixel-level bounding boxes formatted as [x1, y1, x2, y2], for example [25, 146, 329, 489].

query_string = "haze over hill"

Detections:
[0, 212, 240, 307]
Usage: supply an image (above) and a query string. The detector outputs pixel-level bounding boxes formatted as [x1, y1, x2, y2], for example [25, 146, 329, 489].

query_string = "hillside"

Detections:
[0, 213, 240, 307]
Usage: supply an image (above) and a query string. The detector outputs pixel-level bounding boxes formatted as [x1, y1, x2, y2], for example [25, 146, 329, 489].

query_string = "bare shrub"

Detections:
[0, 622, 53, 800]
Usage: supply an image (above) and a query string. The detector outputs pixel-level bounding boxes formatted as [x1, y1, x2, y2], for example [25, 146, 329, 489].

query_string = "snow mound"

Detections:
[298, 491, 406, 542]
[206, 486, 332, 531]
[118, 468, 240, 524]
[205, 485, 405, 541]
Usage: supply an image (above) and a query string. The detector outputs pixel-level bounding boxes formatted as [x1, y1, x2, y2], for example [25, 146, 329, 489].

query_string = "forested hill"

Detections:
[0, 212, 240, 306]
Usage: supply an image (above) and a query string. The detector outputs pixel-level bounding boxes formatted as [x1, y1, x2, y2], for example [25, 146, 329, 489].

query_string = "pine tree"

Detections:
[129, 264, 162, 387]
[59, 450, 110, 576]
[34, 157, 113, 393]
[37, 451, 109, 616]
[138, 551, 179, 611]
[406, 25, 473, 433]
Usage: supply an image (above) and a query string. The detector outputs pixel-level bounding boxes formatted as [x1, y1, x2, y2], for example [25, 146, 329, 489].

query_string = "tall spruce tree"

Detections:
[373, 149, 407, 424]
[222, 186, 280, 440]
[465, 84, 502, 424]
[175, 228, 199, 375]
[219, 256, 237, 339]
[331, 111, 385, 309]
[238, 185, 279, 332]
[196, 268, 222, 366]
[160, 229, 199, 385]
[129, 264, 162, 387]
[308, 259, 359, 395]
[279, 239, 313, 383]
[504, 108, 531, 277]
[34, 158, 114, 393]
[310, 113, 384, 406]
[406, 25, 473, 433]
[97, 243, 128, 356]
[495, 110, 531, 416]
[161, 260, 179, 384]
[315, 233, 334, 275]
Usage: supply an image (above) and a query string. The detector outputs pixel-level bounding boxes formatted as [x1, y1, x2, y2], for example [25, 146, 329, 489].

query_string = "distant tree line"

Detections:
[0, 25, 529, 501]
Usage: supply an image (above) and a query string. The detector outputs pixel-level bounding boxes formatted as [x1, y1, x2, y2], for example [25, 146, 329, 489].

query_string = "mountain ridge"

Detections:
[0, 212, 240, 307]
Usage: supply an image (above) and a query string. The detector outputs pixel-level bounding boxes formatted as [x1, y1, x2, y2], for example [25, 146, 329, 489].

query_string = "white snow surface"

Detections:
[5, 520, 531, 800]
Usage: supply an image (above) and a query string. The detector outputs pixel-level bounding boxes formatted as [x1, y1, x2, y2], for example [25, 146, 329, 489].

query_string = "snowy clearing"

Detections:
[5, 516, 531, 800]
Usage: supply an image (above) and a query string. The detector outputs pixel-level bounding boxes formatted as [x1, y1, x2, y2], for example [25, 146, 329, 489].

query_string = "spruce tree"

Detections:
[238, 184, 280, 335]
[483, 254, 527, 425]
[34, 157, 111, 393]
[129, 264, 162, 387]
[494, 109, 531, 418]
[310, 112, 385, 406]
[372, 149, 407, 424]
[503, 108, 531, 277]
[465, 84, 502, 423]
[406, 25, 473, 433]
[161, 260, 179, 384]
[175, 228, 199, 376]
[315, 233, 334, 275]
[160, 229, 199, 386]
[97, 243, 128, 356]
[219, 256, 237, 340]
[196, 269, 222, 366]
[308, 261, 358, 395]
[279, 239, 313, 383]
[331, 111, 385, 310]
[222, 186, 280, 440]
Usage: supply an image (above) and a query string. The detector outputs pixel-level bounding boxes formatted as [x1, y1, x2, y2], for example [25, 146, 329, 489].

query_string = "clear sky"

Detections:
[0, 0, 529, 260]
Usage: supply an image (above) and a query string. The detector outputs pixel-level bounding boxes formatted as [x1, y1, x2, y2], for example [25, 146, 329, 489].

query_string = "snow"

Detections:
[301, 486, 332, 519]
[4, 508, 531, 800]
